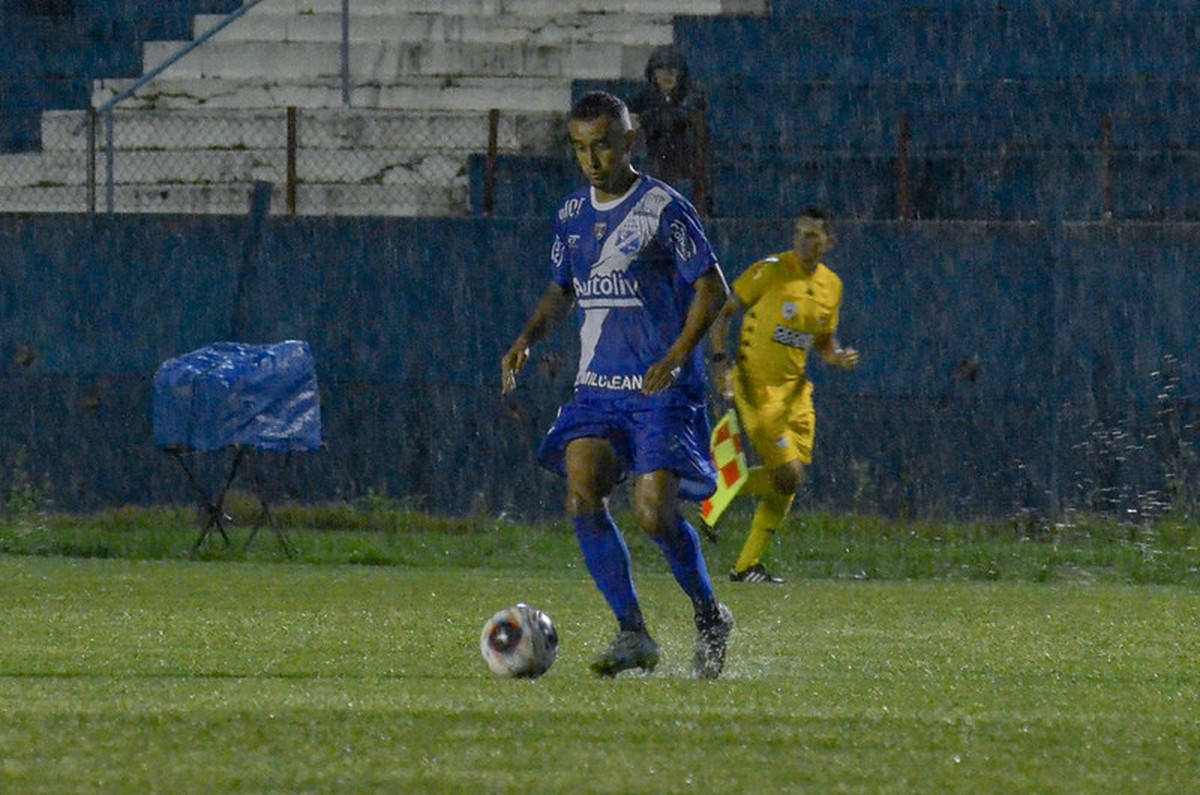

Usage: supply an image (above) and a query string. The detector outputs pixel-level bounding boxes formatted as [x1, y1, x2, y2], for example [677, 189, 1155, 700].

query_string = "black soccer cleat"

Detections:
[730, 563, 784, 584]
[693, 603, 734, 680]
[590, 630, 661, 677]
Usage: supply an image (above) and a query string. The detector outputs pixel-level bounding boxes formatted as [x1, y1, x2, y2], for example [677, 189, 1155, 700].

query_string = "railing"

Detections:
[82, 0, 278, 214]
[20, 1, 550, 218]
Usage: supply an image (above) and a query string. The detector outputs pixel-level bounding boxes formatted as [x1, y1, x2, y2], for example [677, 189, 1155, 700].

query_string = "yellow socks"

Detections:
[733, 490, 793, 572]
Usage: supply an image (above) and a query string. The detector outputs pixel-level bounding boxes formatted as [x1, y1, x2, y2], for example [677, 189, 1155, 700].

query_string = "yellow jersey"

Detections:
[732, 251, 843, 386]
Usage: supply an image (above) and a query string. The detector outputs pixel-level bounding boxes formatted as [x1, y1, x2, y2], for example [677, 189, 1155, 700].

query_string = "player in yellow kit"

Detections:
[708, 207, 859, 583]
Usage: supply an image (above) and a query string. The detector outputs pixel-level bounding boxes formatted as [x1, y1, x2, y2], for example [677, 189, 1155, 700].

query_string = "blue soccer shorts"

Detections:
[536, 393, 717, 502]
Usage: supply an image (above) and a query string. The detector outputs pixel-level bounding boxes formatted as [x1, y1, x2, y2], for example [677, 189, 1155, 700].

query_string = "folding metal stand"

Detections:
[154, 340, 321, 559]
[170, 446, 295, 558]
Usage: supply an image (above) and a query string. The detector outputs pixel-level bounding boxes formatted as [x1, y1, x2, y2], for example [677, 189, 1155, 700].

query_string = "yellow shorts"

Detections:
[732, 375, 815, 469]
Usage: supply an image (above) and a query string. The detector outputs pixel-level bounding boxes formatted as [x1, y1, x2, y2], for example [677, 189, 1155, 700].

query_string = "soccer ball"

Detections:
[480, 603, 558, 678]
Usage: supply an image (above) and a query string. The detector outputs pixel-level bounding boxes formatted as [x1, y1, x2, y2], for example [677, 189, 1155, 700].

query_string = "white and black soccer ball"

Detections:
[480, 603, 558, 678]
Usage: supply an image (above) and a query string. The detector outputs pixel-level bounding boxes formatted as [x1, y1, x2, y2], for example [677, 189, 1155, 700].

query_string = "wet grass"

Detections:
[1, 557, 1198, 793]
[2, 496, 1199, 586]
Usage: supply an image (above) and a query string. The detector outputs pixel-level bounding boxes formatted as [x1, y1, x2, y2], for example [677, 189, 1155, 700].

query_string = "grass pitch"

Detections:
[2, 554, 1199, 793]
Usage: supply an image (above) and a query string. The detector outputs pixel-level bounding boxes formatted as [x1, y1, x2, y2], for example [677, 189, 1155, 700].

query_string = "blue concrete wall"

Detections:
[679, 12, 1200, 83]
[1, 214, 1196, 522]
[0, 1, 238, 151]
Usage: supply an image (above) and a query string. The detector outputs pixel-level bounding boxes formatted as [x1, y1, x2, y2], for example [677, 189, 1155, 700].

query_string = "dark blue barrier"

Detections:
[1, 216, 1197, 521]
[1111, 153, 1200, 221]
[709, 152, 1105, 221]
[678, 13, 1200, 83]
[770, 0, 1200, 11]
[0, 0, 237, 153]
[703, 80, 1200, 154]
[467, 154, 577, 220]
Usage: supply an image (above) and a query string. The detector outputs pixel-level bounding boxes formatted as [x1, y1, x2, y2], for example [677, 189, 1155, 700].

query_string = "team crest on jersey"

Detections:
[593, 222, 607, 240]
[670, 219, 696, 261]
[615, 226, 642, 256]
[782, 301, 797, 319]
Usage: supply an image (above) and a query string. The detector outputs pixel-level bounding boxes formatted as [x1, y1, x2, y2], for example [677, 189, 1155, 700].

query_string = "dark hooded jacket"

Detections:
[626, 45, 707, 185]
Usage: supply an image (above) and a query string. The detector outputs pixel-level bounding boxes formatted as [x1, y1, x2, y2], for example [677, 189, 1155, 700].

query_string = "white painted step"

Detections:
[93, 76, 573, 111]
[42, 109, 561, 154]
[143, 39, 649, 80]
[0, 147, 472, 188]
[0, 182, 466, 216]
[195, 12, 675, 46]
[238, 0, 761, 16]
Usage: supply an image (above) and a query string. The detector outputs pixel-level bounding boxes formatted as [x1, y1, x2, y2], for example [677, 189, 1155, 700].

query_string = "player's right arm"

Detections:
[501, 282, 575, 395]
[707, 292, 743, 401]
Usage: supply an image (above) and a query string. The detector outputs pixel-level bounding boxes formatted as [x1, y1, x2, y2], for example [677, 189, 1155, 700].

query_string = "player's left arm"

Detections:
[813, 332, 859, 371]
[643, 267, 729, 394]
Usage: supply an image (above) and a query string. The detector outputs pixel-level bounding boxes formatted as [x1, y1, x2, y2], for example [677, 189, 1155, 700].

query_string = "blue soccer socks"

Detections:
[574, 511, 645, 633]
[653, 516, 718, 613]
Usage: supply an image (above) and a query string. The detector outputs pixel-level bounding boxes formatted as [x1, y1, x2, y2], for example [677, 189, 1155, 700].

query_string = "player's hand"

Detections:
[501, 340, 530, 395]
[643, 353, 685, 395]
[718, 363, 735, 402]
[834, 347, 859, 371]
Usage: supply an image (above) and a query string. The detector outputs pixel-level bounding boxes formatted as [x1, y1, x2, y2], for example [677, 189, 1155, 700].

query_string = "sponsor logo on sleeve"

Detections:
[670, 219, 697, 262]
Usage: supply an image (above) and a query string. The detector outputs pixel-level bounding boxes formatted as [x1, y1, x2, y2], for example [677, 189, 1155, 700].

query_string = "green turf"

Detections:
[1, 556, 1198, 793]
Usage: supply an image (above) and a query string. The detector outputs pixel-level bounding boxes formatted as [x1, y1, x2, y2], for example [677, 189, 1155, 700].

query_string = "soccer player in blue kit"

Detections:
[501, 91, 734, 679]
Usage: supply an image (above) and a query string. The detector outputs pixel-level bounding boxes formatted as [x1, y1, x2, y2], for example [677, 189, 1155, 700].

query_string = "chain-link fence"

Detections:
[0, 105, 564, 217]
[0, 0, 582, 218]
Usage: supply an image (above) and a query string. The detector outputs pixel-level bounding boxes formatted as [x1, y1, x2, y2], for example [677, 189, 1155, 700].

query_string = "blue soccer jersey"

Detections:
[550, 176, 719, 402]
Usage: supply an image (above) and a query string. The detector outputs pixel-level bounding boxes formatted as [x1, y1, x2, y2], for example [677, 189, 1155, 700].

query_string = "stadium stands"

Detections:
[2, 2, 1198, 219]
[0, 0, 765, 215]
[674, 8, 1200, 219]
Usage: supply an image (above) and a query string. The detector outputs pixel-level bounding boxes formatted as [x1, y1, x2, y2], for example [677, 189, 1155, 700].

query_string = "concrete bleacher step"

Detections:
[41, 108, 560, 153]
[8, 0, 771, 215]
[0, 181, 465, 215]
[246, 0, 764, 15]
[194, 12, 676, 46]
[143, 40, 652, 81]
[15, 106, 564, 215]
[93, 75, 573, 111]
[3, 147, 468, 187]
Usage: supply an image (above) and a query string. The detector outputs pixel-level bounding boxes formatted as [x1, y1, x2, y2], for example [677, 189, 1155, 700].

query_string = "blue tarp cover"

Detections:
[153, 340, 322, 452]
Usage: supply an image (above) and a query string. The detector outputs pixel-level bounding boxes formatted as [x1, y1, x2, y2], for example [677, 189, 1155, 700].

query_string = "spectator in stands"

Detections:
[627, 45, 710, 210]
[707, 207, 860, 584]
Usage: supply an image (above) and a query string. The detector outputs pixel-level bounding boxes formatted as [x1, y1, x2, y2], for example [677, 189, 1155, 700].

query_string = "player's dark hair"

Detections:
[570, 91, 632, 130]
[798, 205, 832, 223]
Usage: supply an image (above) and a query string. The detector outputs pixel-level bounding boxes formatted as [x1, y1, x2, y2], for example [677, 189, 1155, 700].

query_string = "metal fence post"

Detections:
[484, 109, 499, 217]
[896, 112, 911, 221]
[341, 0, 351, 107]
[1100, 114, 1114, 219]
[692, 101, 711, 216]
[86, 107, 96, 214]
[104, 111, 115, 214]
[287, 107, 298, 215]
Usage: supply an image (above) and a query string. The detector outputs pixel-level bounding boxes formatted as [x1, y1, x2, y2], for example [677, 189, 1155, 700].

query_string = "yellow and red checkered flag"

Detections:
[701, 409, 749, 527]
